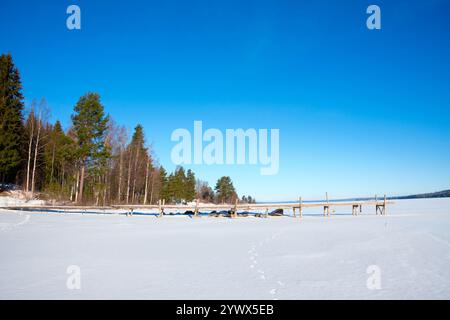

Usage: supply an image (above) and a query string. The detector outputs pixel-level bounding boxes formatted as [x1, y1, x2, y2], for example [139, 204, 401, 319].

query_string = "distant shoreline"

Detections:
[260, 189, 450, 204]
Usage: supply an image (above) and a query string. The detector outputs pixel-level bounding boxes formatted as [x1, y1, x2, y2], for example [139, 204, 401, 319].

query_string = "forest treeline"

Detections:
[0, 53, 256, 205]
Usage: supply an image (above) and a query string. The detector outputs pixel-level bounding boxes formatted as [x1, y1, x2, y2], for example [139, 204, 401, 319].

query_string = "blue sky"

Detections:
[1, 0, 450, 201]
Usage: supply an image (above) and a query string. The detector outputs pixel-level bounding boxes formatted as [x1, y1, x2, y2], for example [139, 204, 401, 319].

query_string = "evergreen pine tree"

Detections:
[130, 124, 145, 148]
[0, 54, 25, 183]
[166, 166, 188, 203]
[185, 169, 196, 202]
[71, 92, 109, 203]
[43, 120, 76, 198]
[173, 166, 186, 202]
[159, 166, 169, 201]
[214, 176, 236, 204]
[166, 172, 176, 202]
[128, 124, 147, 203]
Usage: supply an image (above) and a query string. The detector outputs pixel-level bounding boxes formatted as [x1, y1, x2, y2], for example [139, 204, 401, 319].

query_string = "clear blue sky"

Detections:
[1, 0, 450, 201]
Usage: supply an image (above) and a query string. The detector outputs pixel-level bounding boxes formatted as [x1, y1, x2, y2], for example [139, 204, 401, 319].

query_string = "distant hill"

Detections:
[274, 189, 450, 204]
[391, 189, 450, 200]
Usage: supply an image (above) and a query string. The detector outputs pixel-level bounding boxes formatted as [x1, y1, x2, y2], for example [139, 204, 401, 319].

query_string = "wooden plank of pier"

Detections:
[0, 199, 393, 217]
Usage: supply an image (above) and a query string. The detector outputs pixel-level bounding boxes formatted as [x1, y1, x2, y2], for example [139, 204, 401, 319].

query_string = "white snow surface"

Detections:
[1, 198, 450, 300]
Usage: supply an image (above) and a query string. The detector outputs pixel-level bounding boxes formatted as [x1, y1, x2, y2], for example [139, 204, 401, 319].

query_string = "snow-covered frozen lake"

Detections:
[1, 198, 450, 300]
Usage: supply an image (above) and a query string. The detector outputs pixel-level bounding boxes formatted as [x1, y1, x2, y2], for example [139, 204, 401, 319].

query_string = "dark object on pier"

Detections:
[223, 210, 233, 217]
[209, 210, 231, 217]
[269, 208, 284, 216]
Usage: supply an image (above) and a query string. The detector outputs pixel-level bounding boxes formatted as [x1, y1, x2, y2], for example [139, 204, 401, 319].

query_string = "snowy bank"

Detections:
[0, 191, 45, 207]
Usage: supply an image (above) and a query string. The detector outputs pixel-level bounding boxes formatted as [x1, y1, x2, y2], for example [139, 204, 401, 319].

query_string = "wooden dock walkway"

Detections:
[0, 195, 393, 218]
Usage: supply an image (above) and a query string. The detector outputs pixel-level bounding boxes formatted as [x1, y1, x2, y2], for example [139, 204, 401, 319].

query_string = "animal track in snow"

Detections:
[247, 229, 287, 300]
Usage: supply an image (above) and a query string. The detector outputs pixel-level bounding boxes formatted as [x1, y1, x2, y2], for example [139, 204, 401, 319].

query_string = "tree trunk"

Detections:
[118, 149, 123, 203]
[143, 157, 150, 205]
[50, 142, 56, 183]
[74, 170, 79, 202]
[78, 164, 85, 204]
[150, 171, 155, 205]
[31, 116, 42, 195]
[131, 147, 140, 204]
[25, 114, 34, 192]
[126, 150, 132, 204]
[103, 174, 107, 206]
[61, 165, 65, 190]
[70, 183, 74, 202]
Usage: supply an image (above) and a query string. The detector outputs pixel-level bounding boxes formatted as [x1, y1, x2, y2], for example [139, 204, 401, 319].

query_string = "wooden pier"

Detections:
[0, 194, 393, 218]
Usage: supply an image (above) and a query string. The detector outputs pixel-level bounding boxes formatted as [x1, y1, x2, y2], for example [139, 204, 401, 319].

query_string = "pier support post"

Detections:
[376, 205, 381, 215]
[158, 199, 164, 218]
[194, 198, 199, 217]
[376, 205, 385, 215]
[158, 199, 161, 217]
[375, 195, 378, 215]
[352, 205, 361, 216]
[326, 192, 330, 216]
[299, 197, 303, 218]
[376, 195, 387, 216]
